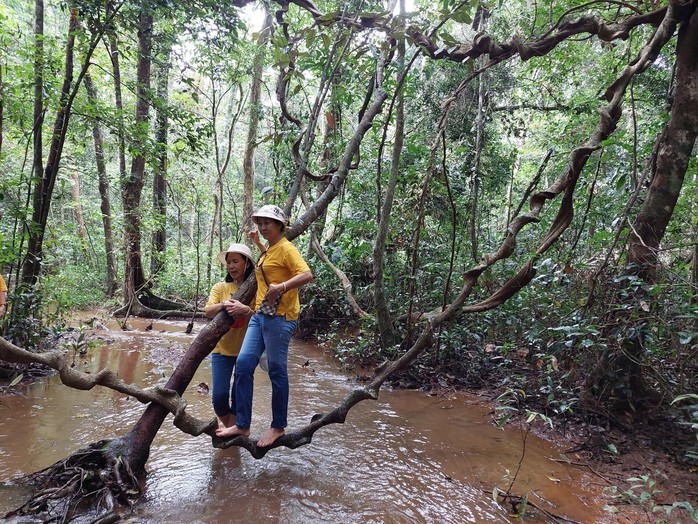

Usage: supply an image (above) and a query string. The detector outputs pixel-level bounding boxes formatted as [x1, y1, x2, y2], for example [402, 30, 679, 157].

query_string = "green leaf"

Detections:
[9, 373, 24, 387]
[321, 33, 331, 49]
[450, 6, 473, 24]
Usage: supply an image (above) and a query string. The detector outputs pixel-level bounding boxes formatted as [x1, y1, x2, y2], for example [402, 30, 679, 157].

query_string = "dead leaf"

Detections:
[550, 355, 559, 371]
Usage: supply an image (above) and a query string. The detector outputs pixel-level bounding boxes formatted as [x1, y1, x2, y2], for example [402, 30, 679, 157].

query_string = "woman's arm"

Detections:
[204, 284, 229, 318]
[266, 270, 313, 300]
[0, 290, 6, 318]
[223, 300, 255, 318]
[204, 299, 229, 318]
[248, 230, 266, 253]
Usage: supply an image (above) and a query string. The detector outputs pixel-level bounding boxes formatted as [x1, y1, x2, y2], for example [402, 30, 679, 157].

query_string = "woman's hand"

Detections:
[224, 299, 252, 317]
[264, 283, 284, 305]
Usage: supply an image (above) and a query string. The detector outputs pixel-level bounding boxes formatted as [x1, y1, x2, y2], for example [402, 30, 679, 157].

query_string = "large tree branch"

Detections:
[235, 0, 679, 65]
[286, 87, 389, 240]
[0, 336, 216, 436]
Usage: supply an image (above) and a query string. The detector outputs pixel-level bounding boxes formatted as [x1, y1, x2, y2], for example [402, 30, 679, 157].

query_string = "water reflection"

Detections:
[0, 317, 618, 523]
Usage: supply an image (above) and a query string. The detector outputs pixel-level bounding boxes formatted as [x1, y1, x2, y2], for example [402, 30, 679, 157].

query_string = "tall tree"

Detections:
[619, 5, 698, 401]
[20, 3, 110, 289]
[22, 0, 45, 289]
[150, 36, 172, 279]
[373, 0, 406, 348]
[627, 8, 698, 282]
[241, 9, 273, 232]
[23, 7, 76, 288]
[84, 72, 118, 296]
[121, 10, 153, 306]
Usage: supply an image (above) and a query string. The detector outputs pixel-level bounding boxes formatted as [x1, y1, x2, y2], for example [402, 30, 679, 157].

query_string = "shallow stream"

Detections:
[0, 316, 623, 523]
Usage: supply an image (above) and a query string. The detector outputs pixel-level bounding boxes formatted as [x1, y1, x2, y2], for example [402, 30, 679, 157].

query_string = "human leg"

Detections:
[216, 314, 265, 439]
[257, 316, 297, 446]
[211, 353, 237, 426]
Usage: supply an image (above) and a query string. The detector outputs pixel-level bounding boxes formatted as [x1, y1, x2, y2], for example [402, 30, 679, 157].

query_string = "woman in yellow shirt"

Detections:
[216, 205, 313, 446]
[204, 244, 255, 429]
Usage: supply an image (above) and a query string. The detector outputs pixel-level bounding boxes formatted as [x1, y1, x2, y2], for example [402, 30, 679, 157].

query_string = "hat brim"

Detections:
[252, 210, 288, 224]
[217, 250, 254, 266]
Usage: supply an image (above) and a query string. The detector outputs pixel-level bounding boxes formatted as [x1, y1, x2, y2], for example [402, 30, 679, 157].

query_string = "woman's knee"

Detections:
[267, 360, 288, 381]
[211, 392, 230, 415]
[235, 352, 258, 374]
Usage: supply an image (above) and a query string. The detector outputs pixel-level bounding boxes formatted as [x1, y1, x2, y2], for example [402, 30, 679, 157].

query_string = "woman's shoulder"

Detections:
[278, 236, 301, 253]
[212, 280, 235, 292]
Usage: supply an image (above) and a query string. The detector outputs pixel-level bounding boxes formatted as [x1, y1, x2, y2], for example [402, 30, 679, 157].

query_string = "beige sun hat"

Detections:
[252, 204, 288, 224]
[217, 243, 254, 266]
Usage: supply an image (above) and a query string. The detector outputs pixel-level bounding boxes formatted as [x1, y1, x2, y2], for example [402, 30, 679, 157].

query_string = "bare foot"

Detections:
[258, 427, 285, 447]
[215, 425, 250, 438]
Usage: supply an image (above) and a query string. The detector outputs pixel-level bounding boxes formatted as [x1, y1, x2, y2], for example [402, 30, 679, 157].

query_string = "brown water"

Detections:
[0, 317, 622, 523]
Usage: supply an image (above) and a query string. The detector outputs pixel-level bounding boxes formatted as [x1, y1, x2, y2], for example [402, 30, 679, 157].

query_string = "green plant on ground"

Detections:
[492, 389, 555, 519]
[62, 324, 98, 367]
[671, 394, 698, 462]
[604, 473, 698, 523]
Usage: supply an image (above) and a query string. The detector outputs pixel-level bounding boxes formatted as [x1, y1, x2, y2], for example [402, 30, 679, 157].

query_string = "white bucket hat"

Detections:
[252, 204, 288, 225]
[217, 243, 254, 266]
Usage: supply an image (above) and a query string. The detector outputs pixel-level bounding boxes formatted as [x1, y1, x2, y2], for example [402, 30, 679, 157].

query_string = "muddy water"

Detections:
[0, 317, 618, 523]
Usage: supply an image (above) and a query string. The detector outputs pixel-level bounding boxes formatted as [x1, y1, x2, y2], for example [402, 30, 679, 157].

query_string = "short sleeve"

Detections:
[206, 282, 226, 307]
[284, 244, 310, 276]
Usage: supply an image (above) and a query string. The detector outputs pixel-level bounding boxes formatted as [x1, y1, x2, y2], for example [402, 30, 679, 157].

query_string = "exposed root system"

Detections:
[4, 439, 139, 524]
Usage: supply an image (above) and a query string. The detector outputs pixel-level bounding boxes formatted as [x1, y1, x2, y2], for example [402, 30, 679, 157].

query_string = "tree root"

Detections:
[112, 287, 202, 320]
[4, 439, 138, 523]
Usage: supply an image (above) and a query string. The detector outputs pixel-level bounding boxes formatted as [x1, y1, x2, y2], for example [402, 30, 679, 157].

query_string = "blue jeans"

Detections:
[211, 353, 237, 418]
[234, 313, 298, 429]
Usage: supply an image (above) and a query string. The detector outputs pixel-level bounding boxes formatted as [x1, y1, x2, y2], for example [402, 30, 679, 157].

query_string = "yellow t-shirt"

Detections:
[206, 281, 250, 357]
[255, 237, 310, 321]
[0, 275, 6, 293]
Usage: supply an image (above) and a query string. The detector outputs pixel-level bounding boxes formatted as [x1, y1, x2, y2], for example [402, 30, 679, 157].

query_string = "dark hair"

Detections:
[223, 254, 254, 283]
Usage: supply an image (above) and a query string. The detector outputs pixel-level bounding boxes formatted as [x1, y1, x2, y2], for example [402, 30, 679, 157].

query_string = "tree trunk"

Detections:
[627, 7, 698, 281]
[0, 37, 4, 156]
[71, 171, 91, 262]
[21, 0, 45, 288]
[107, 31, 127, 183]
[373, 4, 405, 348]
[151, 39, 171, 280]
[84, 72, 118, 296]
[21, 7, 78, 288]
[242, 10, 273, 232]
[122, 11, 153, 304]
[620, 6, 698, 403]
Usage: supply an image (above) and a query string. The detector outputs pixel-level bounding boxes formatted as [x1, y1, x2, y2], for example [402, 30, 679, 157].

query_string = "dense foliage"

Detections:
[0, 0, 696, 465]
